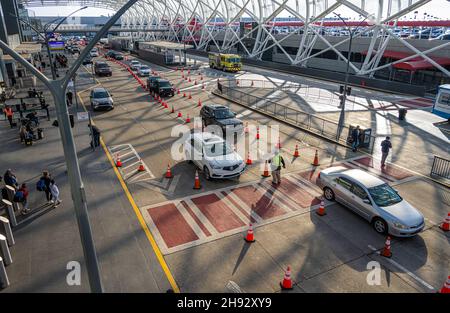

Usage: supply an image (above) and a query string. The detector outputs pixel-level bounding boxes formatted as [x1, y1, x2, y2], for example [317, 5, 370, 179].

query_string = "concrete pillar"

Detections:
[1, 199, 17, 227]
[0, 217, 14, 246]
[0, 234, 12, 265]
[0, 257, 9, 288]
[5, 185, 19, 213]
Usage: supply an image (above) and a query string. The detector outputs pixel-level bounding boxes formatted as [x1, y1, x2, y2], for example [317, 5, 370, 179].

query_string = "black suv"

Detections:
[200, 104, 243, 136]
[94, 61, 112, 76]
[148, 78, 174, 97]
[113, 52, 124, 60]
[147, 75, 161, 90]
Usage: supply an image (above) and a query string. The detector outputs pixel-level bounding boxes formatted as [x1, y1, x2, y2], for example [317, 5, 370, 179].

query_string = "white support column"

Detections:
[5, 185, 19, 213]
[1, 199, 17, 228]
[0, 217, 14, 246]
[0, 257, 9, 289]
[0, 235, 12, 266]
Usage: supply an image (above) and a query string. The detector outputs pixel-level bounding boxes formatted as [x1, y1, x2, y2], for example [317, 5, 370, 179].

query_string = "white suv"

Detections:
[184, 132, 246, 180]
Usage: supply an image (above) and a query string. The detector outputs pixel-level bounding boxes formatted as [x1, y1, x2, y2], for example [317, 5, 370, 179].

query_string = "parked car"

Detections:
[106, 50, 116, 58]
[90, 49, 99, 57]
[200, 104, 244, 137]
[71, 46, 80, 54]
[94, 61, 112, 76]
[138, 65, 151, 76]
[150, 79, 174, 97]
[130, 60, 142, 71]
[82, 55, 93, 65]
[113, 52, 124, 60]
[184, 132, 246, 180]
[317, 166, 425, 237]
[90, 87, 114, 111]
[430, 32, 450, 41]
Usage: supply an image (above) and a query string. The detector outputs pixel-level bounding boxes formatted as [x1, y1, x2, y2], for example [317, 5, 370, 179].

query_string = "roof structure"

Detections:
[17, 0, 450, 79]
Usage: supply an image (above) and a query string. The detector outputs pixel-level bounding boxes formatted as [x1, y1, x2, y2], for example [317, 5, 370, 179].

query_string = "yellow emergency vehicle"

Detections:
[208, 53, 242, 72]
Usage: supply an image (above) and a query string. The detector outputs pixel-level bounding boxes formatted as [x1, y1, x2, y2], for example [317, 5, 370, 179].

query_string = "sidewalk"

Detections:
[0, 50, 172, 292]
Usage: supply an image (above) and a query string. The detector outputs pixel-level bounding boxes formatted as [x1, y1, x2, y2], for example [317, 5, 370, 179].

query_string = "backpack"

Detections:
[13, 190, 24, 203]
[36, 178, 46, 191]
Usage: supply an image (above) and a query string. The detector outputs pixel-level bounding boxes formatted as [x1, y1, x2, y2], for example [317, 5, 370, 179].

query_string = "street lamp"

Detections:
[333, 12, 374, 142]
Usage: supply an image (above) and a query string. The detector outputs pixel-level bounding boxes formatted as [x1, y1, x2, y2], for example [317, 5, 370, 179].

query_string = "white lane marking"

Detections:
[183, 198, 219, 236]
[215, 191, 252, 225]
[225, 189, 264, 224]
[368, 245, 435, 291]
[175, 201, 208, 239]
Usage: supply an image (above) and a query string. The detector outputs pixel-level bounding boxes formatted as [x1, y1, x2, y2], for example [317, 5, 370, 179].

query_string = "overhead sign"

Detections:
[48, 41, 65, 51]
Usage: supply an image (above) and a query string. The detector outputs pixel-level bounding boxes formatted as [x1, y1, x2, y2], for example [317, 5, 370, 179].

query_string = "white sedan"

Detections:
[130, 60, 142, 71]
[184, 132, 246, 180]
[138, 65, 151, 76]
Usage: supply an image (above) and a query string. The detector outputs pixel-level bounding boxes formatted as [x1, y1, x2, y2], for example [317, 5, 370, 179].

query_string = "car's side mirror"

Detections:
[363, 198, 371, 204]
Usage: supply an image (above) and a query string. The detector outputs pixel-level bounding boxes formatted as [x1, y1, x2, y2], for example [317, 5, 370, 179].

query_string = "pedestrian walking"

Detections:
[66, 90, 73, 106]
[37, 171, 53, 203]
[3, 105, 14, 128]
[351, 125, 361, 152]
[3, 169, 18, 188]
[268, 149, 286, 185]
[380, 136, 392, 167]
[49, 179, 61, 206]
[89, 124, 101, 149]
[17, 183, 30, 214]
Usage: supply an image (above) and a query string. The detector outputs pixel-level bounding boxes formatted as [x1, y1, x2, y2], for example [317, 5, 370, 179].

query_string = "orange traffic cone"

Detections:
[137, 159, 145, 172]
[312, 150, 320, 166]
[186, 114, 191, 123]
[177, 89, 180, 95]
[188, 93, 192, 99]
[183, 92, 186, 97]
[246, 152, 253, 165]
[381, 236, 392, 258]
[194, 80, 197, 85]
[262, 160, 270, 177]
[200, 75, 203, 80]
[115, 154, 122, 167]
[177, 111, 182, 118]
[165, 164, 173, 179]
[244, 223, 255, 242]
[256, 127, 260, 140]
[316, 200, 326, 216]
[171, 106, 175, 113]
[201, 83, 205, 90]
[439, 276, 450, 293]
[439, 213, 450, 231]
[293, 145, 300, 157]
[193, 170, 201, 189]
[198, 99, 202, 107]
[280, 266, 293, 290]
[188, 77, 191, 82]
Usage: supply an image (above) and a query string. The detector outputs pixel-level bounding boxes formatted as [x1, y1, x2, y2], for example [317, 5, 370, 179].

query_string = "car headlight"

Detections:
[393, 222, 407, 229]
[92, 100, 99, 105]
[210, 162, 222, 169]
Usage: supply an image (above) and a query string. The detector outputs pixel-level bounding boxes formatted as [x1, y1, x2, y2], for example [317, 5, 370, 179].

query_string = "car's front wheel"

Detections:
[372, 217, 388, 235]
[323, 187, 335, 201]
[203, 166, 211, 181]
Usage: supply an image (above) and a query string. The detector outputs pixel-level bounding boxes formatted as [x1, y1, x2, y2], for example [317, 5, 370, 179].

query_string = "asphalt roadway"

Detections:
[75, 51, 449, 292]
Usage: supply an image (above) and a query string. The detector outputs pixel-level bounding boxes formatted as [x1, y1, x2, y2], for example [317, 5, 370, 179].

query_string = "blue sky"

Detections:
[28, 0, 450, 19]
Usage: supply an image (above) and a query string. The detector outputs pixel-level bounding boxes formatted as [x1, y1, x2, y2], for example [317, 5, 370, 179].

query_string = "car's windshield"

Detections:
[368, 184, 403, 207]
[132, 61, 139, 64]
[159, 81, 171, 88]
[93, 91, 109, 98]
[140, 66, 149, 70]
[214, 109, 235, 119]
[227, 58, 240, 63]
[204, 142, 234, 157]
[97, 63, 109, 68]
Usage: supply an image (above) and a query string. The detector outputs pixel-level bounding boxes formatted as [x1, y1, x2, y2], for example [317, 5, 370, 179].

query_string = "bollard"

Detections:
[0, 257, 9, 288]
[5, 185, 19, 213]
[0, 235, 12, 265]
[1, 200, 17, 228]
[0, 217, 14, 246]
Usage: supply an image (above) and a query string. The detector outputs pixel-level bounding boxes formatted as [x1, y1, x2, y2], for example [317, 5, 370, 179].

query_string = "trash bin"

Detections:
[398, 108, 407, 120]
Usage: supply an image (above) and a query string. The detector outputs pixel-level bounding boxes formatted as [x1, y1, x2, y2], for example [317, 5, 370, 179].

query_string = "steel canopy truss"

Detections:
[19, 0, 450, 78]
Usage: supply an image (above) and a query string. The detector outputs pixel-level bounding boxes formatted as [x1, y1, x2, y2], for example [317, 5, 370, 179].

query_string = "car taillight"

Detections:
[318, 172, 321, 179]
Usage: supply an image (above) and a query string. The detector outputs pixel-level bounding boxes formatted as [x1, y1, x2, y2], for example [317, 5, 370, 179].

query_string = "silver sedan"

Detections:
[317, 166, 424, 237]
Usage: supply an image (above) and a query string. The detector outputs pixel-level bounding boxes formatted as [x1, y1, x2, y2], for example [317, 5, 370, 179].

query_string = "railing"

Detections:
[430, 156, 450, 184]
[222, 79, 302, 90]
[216, 81, 375, 154]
